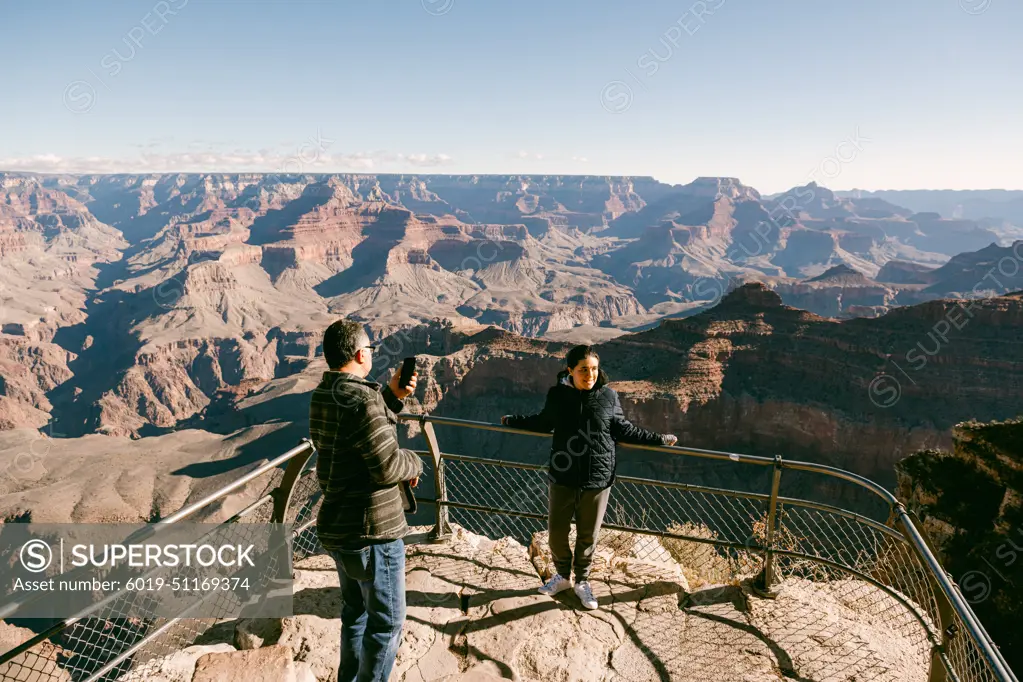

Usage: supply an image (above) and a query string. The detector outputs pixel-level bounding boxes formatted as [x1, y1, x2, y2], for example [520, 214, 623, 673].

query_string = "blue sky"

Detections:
[1, 0, 1020, 192]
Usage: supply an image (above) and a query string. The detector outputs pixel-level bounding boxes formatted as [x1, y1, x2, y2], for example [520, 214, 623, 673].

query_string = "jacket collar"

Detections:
[323, 370, 381, 390]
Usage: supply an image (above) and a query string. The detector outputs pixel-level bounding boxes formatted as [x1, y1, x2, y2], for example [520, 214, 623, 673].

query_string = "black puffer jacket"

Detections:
[505, 374, 669, 490]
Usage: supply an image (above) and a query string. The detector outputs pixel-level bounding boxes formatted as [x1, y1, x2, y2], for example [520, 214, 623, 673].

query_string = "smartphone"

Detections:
[399, 357, 417, 389]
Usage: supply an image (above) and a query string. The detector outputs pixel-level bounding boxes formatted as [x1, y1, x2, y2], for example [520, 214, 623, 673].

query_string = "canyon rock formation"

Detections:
[2, 281, 1022, 526]
[2, 172, 1019, 437]
[896, 417, 1023, 674]
[4, 283, 1010, 516]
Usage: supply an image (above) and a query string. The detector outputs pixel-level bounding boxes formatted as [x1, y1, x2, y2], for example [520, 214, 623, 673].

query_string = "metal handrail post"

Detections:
[271, 438, 317, 523]
[421, 417, 451, 541]
[928, 585, 955, 682]
[758, 455, 784, 597]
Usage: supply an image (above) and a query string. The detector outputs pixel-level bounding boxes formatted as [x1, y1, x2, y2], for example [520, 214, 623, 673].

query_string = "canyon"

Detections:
[201, 284, 1023, 496]
[3, 283, 1021, 526]
[897, 418, 1023, 673]
[2, 170, 1020, 676]
[1, 172, 1020, 438]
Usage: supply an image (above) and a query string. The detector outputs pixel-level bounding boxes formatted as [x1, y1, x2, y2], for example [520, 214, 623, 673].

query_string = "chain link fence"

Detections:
[0, 442, 308, 682]
[946, 615, 1005, 682]
[410, 416, 1017, 682]
[1, 419, 1017, 682]
[431, 452, 998, 681]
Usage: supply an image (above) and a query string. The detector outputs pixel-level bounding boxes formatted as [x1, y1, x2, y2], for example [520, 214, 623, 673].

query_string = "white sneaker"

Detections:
[538, 573, 572, 596]
[574, 580, 599, 610]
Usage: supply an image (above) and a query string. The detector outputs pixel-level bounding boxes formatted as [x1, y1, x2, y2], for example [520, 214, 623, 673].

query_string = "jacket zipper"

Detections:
[578, 393, 585, 488]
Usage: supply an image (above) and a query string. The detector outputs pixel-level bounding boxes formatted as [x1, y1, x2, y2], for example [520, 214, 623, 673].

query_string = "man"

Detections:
[310, 319, 423, 682]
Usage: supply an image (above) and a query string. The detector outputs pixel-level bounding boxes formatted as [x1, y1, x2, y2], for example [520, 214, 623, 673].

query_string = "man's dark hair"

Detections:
[323, 319, 367, 369]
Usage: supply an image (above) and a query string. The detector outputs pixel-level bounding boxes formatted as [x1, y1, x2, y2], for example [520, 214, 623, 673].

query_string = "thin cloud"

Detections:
[399, 153, 453, 167]
[0, 150, 454, 174]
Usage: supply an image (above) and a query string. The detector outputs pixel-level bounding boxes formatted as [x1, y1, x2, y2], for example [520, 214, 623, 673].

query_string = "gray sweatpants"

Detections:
[548, 482, 611, 582]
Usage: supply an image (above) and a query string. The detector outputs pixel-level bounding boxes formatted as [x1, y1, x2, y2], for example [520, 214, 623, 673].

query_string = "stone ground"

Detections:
[117, 525, 930, 682]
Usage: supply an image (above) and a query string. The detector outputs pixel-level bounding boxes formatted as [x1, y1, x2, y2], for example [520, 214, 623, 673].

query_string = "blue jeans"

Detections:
[329, 539, 407, 682]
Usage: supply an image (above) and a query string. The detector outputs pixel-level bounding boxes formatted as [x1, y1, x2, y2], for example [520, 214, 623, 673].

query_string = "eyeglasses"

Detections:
[359, 344, 378, 351]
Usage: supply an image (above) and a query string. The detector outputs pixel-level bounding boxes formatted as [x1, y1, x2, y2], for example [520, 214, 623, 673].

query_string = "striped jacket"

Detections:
[309, 371, 423, 550]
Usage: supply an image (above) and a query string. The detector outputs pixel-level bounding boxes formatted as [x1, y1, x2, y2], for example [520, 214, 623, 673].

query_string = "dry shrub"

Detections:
[660, 522, 740, 588]
[601, 528, 637, 556]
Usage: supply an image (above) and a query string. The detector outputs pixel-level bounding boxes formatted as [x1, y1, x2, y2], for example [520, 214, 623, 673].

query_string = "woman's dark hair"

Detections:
[557, 345, 610, 387]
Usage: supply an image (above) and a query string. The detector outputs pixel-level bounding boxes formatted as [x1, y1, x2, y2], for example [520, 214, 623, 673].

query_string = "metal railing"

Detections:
[0, 440, 317, 682]
[397, 414, 1017, 682]
[0, 416, 1017, 682]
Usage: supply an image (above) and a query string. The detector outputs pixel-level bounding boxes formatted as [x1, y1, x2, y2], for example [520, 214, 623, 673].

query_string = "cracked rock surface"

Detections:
[130, 524, 930, 681]
[399, 526, 930, 682]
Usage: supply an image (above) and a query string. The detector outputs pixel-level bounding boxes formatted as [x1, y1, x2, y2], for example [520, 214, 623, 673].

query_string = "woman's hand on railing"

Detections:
[500, 415, 511, 426]
[662, 434, 678, 446]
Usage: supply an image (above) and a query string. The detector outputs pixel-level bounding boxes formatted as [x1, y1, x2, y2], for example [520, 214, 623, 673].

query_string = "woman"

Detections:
[501, 345, 677, 610]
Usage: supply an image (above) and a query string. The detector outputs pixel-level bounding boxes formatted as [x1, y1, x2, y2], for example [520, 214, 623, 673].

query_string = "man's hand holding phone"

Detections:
[389, 357, 418, 400]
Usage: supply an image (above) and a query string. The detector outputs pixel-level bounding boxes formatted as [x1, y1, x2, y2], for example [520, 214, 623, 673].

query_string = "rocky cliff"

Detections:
[47, 525, 925, 682]
[769, 264, 897, 318]
[0, 175, 127, 430]
[840, 189, 1023, 227]
[896, 417, 1023, 672]
[0, 425, 292, 523]
[167, 284, 1023, 510]
[2, 172, 1020, 438]
[6, 280, 1019, 523]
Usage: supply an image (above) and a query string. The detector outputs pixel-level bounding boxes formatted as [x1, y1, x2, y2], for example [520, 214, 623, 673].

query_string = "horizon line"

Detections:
[2, 169, 1023, 194]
